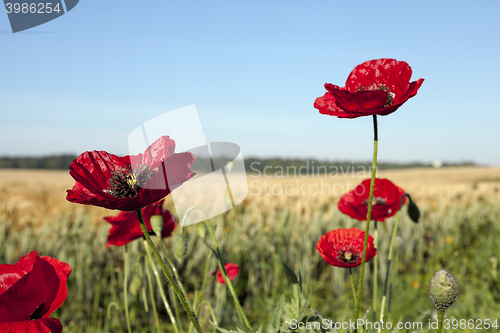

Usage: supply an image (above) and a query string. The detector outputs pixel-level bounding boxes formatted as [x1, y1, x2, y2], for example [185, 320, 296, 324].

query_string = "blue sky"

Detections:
[1, 1, 499, 165]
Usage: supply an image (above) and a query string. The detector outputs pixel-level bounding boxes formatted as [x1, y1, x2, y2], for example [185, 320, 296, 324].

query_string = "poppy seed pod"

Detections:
[430, 270, 458, 311]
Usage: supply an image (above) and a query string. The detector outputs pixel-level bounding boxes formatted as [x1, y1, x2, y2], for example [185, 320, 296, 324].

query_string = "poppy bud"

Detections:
[173, 231, 187, 262]
[130, 275, 143, 295]
[151, 215, 164, 237]
[430, 270, 458, 311]
[196, 223, 207, 239]
[407, 200, 420, 223]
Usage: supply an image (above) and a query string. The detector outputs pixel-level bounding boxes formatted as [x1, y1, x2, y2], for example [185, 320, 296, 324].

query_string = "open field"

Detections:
[1, 167, 500, 332]
[1, 167, 499, 227]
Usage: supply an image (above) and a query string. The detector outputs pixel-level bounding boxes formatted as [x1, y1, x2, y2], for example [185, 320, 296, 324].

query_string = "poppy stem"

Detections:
[437, 310, 445, 333]
[379, 194, 408, 331]
[373, 221, 378, 321]
[123, 246, 132, 333]
[349, 267, 358, 309]
[354, 115, 378, 331]
[143, 240, 181, 333]
[136, 210, 204, 333]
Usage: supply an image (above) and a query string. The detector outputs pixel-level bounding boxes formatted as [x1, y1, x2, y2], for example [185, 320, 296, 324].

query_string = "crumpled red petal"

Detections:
[0, 256, 59, 322]
[325, 84, 388, 114]
[316, 228, 377, 268]
[104, 199, 177, 247]
[39, 256, 71, 317]
[338, 178, 406, 222]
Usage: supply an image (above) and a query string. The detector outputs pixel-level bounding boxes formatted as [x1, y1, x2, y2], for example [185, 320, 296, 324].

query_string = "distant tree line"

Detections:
[0, 155, 77, 170]
[0, 155, 475, 173]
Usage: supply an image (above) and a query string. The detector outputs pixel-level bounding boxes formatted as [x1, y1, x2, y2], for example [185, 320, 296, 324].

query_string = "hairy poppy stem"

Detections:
[143, 241, 181, 333]
[354, 115, 378, 331]
[123, 246, 132, 333]
[378, 194, 408, 331]
[136, 210, 204, 333]
[437, 310, 445, 333]
[373, 221, 378, 321]
[349, 268, 358, 309]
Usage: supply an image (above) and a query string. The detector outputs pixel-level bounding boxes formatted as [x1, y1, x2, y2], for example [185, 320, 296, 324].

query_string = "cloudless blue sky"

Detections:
[1, 1, 499, 165]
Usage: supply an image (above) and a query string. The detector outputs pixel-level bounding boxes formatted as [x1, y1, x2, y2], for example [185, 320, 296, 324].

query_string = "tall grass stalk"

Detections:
[379, 194, 407, 330]
[143, 254, 161, 333]
[373, 221, 378, 321]
[123, 246, 132, 333]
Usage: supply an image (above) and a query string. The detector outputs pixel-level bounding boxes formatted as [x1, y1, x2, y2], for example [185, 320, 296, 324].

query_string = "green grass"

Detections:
[1, 192, 500, 332]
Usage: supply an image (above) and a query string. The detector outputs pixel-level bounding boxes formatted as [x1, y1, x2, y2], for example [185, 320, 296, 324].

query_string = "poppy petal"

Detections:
[0, 256, 59, 322]
[338, 179, 406, 222]
[326, 84, 388, 114]
[104, 200, 177, 247]
[314, 92, 359, 118]
[0, 318, 62, 333]
[39, 257, 71, 317]
[213, 263, 239, 284]
[316, 228, 377, 268]
[0, 265, 25, 295]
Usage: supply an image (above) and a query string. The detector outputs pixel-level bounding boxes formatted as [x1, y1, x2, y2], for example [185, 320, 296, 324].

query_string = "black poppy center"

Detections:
[337, 248, 361, 264]
[30, 301, 44, 320]
[108, 164, 156, 199]
[355, 83, 395, 107]
[362, 196, 387, 206]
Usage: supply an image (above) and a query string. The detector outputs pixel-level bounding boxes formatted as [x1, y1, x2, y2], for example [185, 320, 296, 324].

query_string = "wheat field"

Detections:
[1, 167, 500, 332]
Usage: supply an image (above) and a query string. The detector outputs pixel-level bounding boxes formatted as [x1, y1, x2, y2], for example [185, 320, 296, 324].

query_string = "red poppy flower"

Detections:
[0, 251, 71, 333]
[104, 199, 176, 247]
[66, 136, 196, 211]
[338, 178, 406, 222]
[316, 228, 377, 268]
[212, 263, 239, 284]
[314, 58, 424, 118]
